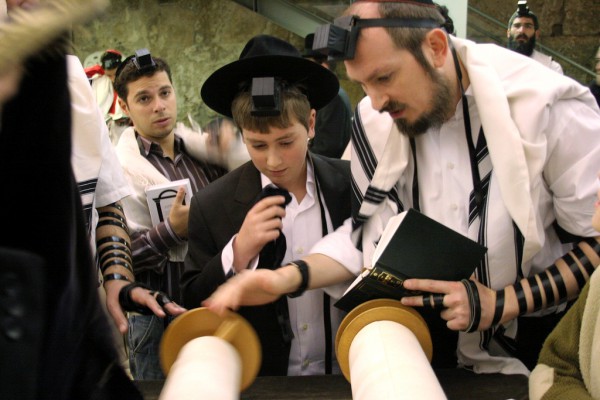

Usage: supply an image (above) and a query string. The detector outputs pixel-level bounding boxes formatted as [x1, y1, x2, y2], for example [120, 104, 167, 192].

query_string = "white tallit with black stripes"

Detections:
[350, 36, 600, 375]
[67, 55, 131, 240]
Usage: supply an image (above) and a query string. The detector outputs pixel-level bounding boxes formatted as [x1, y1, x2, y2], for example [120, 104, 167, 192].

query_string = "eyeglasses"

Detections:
[511, 22, 535, 30]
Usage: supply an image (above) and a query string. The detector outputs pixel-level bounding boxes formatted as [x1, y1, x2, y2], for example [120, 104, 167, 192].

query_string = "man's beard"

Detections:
[507, 34, 536, 57]
[388, 69, 455, 138]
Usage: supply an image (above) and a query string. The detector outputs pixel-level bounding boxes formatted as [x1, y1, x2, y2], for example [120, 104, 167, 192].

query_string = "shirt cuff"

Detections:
[148, 219, 186, 252]
[221, 234, 260, 277]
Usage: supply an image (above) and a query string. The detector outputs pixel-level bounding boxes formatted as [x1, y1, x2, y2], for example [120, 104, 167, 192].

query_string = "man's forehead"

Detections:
[346, 1, 380, 18]
[129, 72, 171, 93]
[512, 16, 535, 26]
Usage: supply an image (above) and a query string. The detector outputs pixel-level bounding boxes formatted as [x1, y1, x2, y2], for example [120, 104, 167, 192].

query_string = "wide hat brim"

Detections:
[201, 54, 339, 118]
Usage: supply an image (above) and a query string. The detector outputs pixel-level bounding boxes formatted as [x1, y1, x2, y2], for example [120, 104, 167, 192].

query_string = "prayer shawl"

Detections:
[116, 126, 215, 262]
[68, 55, 105, 223]
[351, 36, 598, 375]
[67, 55, 130, 241]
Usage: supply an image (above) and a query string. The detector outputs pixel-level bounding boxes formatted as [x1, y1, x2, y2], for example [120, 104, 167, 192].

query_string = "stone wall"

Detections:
[73, 0, 308, 126]
[73, 0, 600, 126]
[469, 0, 600, 83]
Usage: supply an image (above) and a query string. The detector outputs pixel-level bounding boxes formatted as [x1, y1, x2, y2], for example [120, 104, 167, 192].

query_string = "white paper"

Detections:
[145, 178, 192, 226]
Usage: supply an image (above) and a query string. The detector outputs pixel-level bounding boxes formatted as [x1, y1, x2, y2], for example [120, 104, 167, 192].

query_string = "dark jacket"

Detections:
[309, 88, 352, 158]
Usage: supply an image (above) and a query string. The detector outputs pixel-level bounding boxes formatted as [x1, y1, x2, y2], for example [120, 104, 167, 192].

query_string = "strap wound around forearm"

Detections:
[98, 210, 127, 225]
[96, 235, 129, 248]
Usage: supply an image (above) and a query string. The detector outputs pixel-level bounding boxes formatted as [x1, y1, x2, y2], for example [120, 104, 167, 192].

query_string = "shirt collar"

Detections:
[135, 131, 183, 157]
[259, 157, 316, 200]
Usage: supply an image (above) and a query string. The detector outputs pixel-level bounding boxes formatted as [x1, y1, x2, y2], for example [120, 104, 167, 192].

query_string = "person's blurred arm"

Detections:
[529, 281, 592, 400]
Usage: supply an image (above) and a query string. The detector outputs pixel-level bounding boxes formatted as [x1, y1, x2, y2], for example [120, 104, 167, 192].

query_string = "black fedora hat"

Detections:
[201, 35, 339, 118]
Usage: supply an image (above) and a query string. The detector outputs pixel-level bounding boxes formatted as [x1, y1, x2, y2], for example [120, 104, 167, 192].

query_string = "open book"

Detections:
[334, 209, 487, 312]
[145, 178, 192, 226]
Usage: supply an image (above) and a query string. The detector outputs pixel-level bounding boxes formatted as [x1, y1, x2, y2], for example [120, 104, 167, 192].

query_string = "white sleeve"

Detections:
[67, 55, 131, 208]
[94, 130, 132, 207]
[221, 234, 259, 276]
[310, 217, 364, 276]
[544, 98, 600, 237]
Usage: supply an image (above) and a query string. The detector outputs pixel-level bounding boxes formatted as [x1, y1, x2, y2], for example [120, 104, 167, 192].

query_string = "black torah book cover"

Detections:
[335, 209, 487, 312]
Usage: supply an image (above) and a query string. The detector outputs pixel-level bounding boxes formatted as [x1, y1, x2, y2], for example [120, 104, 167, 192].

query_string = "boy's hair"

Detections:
[113, 56, 172, 102]
[231, 84, 311, 134]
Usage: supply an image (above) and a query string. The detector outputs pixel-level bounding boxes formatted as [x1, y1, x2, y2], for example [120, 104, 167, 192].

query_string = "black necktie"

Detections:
[255, 185, 291, 270]
[254, 185, 294, 343]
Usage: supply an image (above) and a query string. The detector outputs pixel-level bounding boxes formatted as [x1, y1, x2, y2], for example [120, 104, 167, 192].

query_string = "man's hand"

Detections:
[232, 195, 286, 271]
[104, 279, 132, 334]
[168, 186, 190, 238]
[401, 277, 496, 331]
[203, 267, 297, 317]
[105, 280, 187, 334]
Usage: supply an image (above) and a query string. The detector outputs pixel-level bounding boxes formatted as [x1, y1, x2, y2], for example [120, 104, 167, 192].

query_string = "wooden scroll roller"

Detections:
[336, 299, 447, 400]
[159, 308, 261, 400]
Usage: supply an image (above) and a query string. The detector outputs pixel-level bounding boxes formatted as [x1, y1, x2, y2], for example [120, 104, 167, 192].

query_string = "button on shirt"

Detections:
[221, 163, 344, 375]
[415, 92, 480, 235]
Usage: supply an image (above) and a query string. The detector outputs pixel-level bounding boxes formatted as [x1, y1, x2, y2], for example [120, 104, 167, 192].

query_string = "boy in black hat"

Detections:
[181, 34, 354, 376]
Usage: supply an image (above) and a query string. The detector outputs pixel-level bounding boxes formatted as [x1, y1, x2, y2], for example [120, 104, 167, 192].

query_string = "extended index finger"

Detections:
[402, 278, 456, 294]
[173, 186, 186, 205]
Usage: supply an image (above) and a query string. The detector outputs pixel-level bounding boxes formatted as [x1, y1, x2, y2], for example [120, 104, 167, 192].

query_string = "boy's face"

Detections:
[242, 111, 316, 193]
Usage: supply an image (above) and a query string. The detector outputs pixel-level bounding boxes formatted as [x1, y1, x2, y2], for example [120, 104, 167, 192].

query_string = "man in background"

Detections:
[85, 49, 130, 144]
[506, 0, 563, 74]
[302, 33, 352, 159]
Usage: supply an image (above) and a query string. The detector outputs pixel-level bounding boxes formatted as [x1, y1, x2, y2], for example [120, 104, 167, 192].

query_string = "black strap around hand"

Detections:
[119, 282, 154, 315]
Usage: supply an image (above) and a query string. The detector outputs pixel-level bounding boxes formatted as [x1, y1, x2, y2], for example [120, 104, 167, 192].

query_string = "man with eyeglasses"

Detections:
[506, 0, 563, 74]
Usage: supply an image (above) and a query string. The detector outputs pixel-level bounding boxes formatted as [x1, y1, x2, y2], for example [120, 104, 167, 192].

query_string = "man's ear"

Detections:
[308, 109, 317, 139]
[506, 29, 511, 39]
[118, 97, 129, 116]
[425, 28, 449, 68]
[535, 30, 541, 40]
